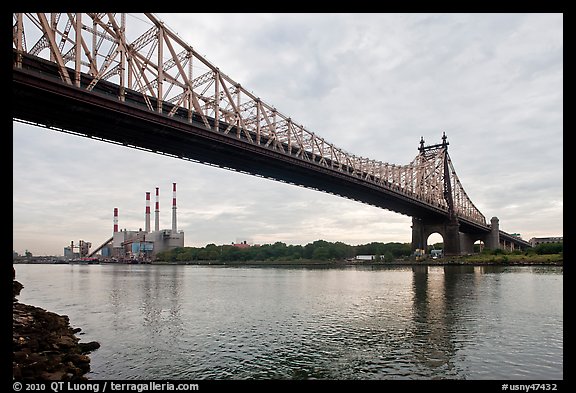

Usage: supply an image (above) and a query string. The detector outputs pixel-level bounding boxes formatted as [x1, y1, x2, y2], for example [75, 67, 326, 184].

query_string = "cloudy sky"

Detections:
[13, 13, 563, 256]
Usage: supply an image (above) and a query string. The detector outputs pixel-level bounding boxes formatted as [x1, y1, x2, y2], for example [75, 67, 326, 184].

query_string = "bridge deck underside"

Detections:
[13, 54, 488, 234]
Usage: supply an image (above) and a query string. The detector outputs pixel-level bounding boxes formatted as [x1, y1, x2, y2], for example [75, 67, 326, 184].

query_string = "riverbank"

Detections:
[13, 272, 100, 380]
[444, 253, 563, 265]
[151, 253, 563, 267]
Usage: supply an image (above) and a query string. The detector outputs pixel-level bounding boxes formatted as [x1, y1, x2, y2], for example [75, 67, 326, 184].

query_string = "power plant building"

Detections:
[91, 183, 184, 262]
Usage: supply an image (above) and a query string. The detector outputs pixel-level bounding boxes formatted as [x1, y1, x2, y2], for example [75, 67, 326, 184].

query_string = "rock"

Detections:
[12, 274, 100, 380]
[55, 335, 78, 349]
[13, 280, 23, 300]
[13, 351, 28, 362]
[41, 370, 67, 380]
[78, 342, 101, 353]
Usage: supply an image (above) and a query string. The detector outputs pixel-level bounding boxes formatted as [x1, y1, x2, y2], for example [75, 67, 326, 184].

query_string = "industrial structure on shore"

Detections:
[64, 183, 184, 262]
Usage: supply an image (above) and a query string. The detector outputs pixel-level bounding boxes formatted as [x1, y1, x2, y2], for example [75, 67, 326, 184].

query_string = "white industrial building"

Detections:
[528, 236, 563, 247]
[87, 183, 184, 262]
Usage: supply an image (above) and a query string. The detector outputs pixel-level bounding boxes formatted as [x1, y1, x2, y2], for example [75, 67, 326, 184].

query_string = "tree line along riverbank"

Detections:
[154, 240, 562, 266]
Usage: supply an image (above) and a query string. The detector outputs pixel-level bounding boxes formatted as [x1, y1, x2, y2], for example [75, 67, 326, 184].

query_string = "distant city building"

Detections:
[529, 237, 563, 247]
[63, 246, 79, 260]
[232, 240, 251, 249]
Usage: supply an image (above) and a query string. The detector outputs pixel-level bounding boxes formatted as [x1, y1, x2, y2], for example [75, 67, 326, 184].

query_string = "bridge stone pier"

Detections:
[411, 216, 501, 256]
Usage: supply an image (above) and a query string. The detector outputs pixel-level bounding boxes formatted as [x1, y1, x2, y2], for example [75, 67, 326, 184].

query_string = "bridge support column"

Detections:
[411, 217, 426, 253]
[443, 220, 461, 256]
[485, 216, 501, 251]
[459, 232, 475, 255]
[411, 217, 461, 256]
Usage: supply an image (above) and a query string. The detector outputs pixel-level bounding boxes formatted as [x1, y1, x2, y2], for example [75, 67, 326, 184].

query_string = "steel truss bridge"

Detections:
[12, 13, 531, 255]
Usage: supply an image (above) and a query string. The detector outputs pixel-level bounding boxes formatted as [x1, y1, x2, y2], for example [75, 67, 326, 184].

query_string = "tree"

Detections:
[312, 247, 330, 260]
[535, 242, 563, 255]
[154, 240, 414, 262]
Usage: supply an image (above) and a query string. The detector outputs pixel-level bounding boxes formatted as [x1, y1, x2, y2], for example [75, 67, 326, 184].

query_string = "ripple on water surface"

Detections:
[13, 264, 563, 380]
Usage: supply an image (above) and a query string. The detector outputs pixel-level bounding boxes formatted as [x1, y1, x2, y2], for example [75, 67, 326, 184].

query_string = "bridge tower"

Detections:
[410, 134, 501, 256]
[411, 133, 462, 256]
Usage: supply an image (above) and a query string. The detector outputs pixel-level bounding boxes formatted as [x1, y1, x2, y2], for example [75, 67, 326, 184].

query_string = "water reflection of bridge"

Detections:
[411, 265, 491, 377]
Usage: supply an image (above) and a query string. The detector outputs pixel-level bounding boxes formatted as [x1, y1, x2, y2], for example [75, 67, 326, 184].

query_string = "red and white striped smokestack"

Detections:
[155, 187, 160, 232]
[145, 192, 151, 233]
[172, 182, 177, 233]
[113, 208, 118, 233]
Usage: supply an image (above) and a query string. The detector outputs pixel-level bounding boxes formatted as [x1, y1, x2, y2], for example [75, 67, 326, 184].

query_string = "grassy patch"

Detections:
[453, 253, 562, 265]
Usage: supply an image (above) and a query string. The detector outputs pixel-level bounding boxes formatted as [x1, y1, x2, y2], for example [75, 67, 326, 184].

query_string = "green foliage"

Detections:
[383, 251, 395, 262]
[155, 240, 563, 263]
[155, 240, 413, 262]
[312, 247, 330, 260]
[355, 242, 411, 258]
[427, 242, 444, 253]
[534, 242, 563, 255]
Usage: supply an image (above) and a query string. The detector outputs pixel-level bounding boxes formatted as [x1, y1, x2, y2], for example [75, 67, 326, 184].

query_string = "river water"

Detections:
[14, 263, 563, 380]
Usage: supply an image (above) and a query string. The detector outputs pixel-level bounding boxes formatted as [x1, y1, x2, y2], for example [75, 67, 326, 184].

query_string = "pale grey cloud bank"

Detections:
[12, 13, 563, 256]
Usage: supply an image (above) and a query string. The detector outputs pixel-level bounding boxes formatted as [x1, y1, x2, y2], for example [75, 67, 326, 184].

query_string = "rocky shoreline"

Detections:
[13, 271, 100, 380]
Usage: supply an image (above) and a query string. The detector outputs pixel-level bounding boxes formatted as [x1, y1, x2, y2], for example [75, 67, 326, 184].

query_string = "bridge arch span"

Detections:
[411, 217, 457, 255]
[427, 232, 444, 249]
[412, 216, 501, 256]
